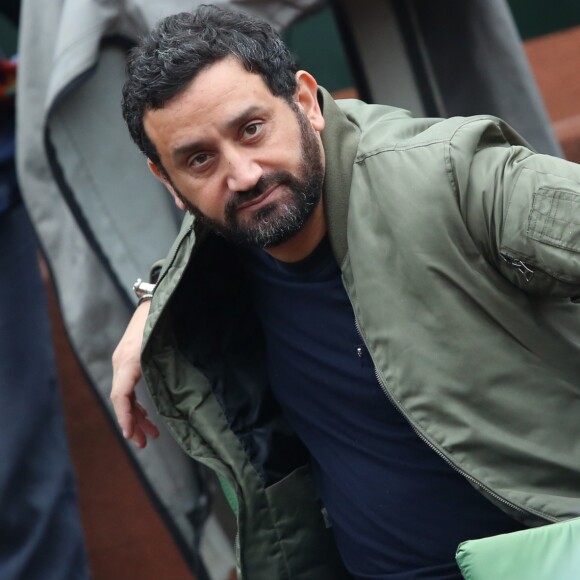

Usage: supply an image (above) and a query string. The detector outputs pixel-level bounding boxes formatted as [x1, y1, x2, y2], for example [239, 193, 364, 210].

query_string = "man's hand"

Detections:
[111, 300, 160, 448]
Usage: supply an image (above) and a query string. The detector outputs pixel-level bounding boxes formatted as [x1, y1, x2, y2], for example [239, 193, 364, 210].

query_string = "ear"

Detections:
[294, 71, 325, 132]
[147, 159, 187, 211]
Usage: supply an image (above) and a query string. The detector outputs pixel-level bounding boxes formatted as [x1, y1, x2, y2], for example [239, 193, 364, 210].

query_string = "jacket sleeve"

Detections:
[450, 117, 580, 300]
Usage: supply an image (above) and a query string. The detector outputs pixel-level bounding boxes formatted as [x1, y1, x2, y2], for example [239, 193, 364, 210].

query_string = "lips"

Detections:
[235, 184, 280, 212]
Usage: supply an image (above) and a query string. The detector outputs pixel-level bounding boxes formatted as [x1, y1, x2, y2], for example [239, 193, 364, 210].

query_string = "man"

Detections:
[112, 5, 580, 579]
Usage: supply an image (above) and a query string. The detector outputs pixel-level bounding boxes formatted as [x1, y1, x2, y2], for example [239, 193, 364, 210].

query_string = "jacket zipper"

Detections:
[348, 301, 554, 524]
[500, 253, 534, 282]
[234, 532, 242, 579]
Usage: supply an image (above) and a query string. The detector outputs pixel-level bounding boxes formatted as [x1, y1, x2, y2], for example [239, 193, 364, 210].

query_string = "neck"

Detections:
[264, 199, 326, 263]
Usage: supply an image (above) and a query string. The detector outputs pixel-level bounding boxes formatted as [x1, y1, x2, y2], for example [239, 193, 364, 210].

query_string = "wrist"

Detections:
[137, 293, 154, 306]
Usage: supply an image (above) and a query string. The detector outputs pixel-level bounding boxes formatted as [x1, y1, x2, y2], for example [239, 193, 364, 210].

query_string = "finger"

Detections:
[127, 404, 160, 446]
[111, 367, 141, 438]
[140, 416, 160, 439]
[130, 425, 147, 449]
[111, 390, 136, 439]
[134, 404, 160, 439]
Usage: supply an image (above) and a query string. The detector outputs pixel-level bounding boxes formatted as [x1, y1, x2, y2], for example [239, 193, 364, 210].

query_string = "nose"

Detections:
[225, 149, 263, 192]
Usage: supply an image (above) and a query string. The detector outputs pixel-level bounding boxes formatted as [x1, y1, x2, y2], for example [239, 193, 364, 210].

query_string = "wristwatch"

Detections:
[133, 278, 156, 304]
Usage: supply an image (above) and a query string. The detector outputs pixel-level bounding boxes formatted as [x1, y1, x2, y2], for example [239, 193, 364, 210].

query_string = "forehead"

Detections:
[143, 57, 282, 153]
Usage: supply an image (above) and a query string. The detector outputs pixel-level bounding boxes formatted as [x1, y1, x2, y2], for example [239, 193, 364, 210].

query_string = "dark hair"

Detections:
[122, 5, 298, 172]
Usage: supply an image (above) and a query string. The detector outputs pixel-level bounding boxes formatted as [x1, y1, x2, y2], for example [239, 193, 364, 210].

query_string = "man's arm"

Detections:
[452, 118, 580, 298]
[111, 300, 159, 448]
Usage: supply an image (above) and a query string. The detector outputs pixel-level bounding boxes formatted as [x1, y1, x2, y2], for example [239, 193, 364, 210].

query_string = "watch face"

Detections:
[133, 279, 144, 297]
[133, 279, 156, 298]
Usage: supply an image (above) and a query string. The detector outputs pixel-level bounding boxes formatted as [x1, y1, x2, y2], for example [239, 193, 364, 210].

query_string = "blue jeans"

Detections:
[0, 203, 89, 579]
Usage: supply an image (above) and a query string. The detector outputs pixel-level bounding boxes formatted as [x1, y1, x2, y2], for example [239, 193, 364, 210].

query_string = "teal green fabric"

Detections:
[456, 517, 580, 579]
[142, 89, 580, 578]
[216, 472, 239, 516]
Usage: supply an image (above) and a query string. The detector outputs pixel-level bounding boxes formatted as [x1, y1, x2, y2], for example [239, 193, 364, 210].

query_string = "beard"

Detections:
[177, 106, 324, 249]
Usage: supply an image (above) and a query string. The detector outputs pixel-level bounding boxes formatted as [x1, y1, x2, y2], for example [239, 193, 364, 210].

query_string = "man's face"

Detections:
[144, 57, 325, 250]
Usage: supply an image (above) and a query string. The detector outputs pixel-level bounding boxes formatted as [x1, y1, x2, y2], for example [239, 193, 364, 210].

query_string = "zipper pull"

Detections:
[501, 254, 534, 282]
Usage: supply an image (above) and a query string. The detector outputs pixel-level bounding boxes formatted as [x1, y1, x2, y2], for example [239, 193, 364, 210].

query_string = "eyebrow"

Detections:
[170, 105, 265, 163]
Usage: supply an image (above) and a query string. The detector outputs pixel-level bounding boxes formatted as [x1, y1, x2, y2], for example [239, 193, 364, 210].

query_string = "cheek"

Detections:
[185, 183, 228, 220]
[269, 143, 302, 173]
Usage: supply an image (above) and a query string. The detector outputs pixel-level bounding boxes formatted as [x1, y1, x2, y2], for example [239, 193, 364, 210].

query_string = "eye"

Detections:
[242, 122, 263, 139]
[189, 152, 211, 168]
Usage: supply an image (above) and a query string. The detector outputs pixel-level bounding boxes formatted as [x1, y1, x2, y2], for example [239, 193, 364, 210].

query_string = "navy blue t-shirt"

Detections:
[239, 238, 524, 579]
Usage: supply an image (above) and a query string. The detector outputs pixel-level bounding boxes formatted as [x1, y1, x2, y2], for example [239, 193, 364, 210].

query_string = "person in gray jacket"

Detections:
[112, 6, 580, 579]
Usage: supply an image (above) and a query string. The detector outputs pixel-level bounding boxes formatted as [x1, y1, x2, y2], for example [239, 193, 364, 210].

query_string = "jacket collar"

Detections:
[318, 87, 361, 267]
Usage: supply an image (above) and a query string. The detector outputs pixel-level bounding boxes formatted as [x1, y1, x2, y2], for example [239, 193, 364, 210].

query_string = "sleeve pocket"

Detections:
[528, 187, 580, 253]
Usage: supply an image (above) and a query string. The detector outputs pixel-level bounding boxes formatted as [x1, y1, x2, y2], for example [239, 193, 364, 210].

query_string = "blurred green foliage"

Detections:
[508, 0, 580, 39]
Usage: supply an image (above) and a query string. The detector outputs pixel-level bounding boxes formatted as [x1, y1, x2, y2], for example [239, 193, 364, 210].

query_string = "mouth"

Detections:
[235, 184, 281, 212]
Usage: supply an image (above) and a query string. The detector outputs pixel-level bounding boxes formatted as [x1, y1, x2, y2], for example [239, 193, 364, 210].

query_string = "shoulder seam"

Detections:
[356, 138, 449, 164]
[355, 116, 501, 164]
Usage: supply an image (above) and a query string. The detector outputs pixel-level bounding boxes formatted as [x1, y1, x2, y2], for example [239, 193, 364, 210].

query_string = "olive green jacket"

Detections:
[142, 89, 580, 579]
